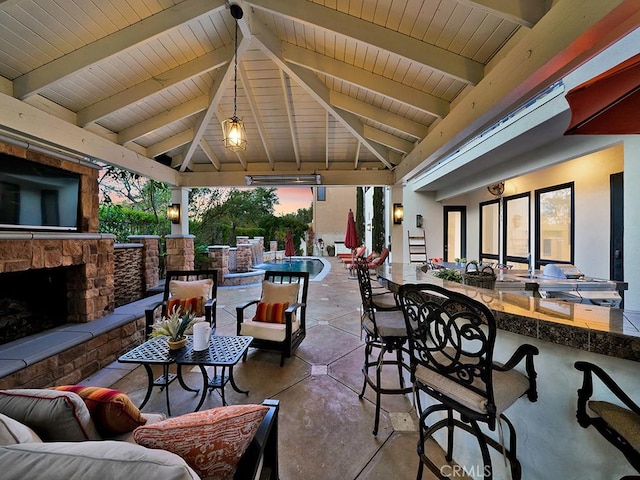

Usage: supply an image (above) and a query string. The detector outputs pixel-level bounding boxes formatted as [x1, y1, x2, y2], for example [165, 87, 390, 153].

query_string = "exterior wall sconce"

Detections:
[366, 224, 372, 231]
[393, 203, 404, 224]
[167, 203, 181, 224]
[416, 214, 423, 228]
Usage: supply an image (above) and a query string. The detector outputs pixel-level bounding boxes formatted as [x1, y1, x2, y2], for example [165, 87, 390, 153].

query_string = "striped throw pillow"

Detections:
[252, 302, 290, 324]
[53, 386, 146, 437]
[167, 296, 205, 317]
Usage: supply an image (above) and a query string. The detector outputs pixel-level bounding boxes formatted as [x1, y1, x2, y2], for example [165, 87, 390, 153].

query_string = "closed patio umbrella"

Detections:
[285, 229, 295, 262]
[344, 209, 359, 275]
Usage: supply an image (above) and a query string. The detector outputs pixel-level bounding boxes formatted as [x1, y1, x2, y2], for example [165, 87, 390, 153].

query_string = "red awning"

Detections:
[564, 52, 640, 135]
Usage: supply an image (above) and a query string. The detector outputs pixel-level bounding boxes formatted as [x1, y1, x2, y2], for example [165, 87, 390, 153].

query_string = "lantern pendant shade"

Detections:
[222, 116, 247, 152]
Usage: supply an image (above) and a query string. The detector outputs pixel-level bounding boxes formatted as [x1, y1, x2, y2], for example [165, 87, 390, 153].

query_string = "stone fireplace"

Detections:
[0, 141, 137, 389]
[0, 234, 116, 344]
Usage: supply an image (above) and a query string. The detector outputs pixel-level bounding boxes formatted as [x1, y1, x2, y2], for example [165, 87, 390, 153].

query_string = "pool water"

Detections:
[253, 258, 327, 279]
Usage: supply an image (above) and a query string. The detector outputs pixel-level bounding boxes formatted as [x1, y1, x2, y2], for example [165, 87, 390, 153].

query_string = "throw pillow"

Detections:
[133, 404, 269, 480]
[169, 279, 213, 301]
[253, 302, 290, 323]
[0, 413, 42, 445]
[167, 296, 205, 317]
[0, 389, 100, 442]
[52, 386, 147, 437]
[261, 280, 299, 305]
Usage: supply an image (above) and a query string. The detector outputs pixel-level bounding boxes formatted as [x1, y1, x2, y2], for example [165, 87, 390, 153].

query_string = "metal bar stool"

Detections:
[398, 283, 538, 480]
[355, 261, 412, 436]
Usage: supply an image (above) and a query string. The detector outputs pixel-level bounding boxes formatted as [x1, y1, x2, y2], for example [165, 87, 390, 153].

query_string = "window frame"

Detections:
[479, 199, 500, 264]
[535, 182, 575, 267]
[502, 192, 530, 267]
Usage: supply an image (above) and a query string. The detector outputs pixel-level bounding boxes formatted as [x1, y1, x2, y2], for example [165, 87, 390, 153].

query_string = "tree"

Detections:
[356, 187, 365, 245]
[372, 187, 385, 252]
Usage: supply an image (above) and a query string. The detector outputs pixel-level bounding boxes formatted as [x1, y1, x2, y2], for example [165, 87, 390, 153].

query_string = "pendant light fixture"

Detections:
[221, 4, 247, 152]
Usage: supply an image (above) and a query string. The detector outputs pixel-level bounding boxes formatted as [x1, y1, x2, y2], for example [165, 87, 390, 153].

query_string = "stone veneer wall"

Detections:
[113, 244, 144, 307]
[128, 235, 160, 292]
[0, 317, 145, 390]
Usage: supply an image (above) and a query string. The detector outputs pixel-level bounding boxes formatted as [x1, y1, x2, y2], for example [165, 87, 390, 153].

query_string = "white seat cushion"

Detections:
[415, 363, 530, 415]
[240, 319, 300, 342]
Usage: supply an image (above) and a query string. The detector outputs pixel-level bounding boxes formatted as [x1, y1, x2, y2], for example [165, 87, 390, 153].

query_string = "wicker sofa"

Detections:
[0, 388, 279, 480]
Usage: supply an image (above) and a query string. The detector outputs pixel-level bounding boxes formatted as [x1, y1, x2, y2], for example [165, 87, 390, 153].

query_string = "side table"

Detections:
[118, 337, 199, 416]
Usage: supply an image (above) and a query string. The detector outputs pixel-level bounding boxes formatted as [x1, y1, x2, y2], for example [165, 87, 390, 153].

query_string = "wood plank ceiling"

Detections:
[0, 0, 636, 188]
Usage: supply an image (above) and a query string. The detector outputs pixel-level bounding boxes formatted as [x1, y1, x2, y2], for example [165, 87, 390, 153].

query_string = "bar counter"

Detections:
[377, 263, 640, 361]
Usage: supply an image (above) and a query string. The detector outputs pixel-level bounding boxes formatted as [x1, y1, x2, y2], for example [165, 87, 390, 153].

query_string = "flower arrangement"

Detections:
[150, 305, 198, 343]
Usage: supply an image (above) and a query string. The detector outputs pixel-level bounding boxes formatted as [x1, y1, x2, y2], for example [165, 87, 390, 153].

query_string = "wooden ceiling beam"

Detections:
[249, 0, 483, 85]
[117, 95, 209, 146]
[284, 44, 449, 118]
[13, 0, 226, 99]
[77, 46, 232, 126]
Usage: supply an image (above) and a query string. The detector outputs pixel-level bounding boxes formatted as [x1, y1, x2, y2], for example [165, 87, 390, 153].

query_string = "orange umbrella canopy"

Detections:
[344, 209, 359, 250]
[565, 52, 640, 135]
[285, 229, 295, 257]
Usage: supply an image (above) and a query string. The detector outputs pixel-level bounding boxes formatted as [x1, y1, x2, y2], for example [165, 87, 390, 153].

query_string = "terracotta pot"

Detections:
[167, 337, 187, 350]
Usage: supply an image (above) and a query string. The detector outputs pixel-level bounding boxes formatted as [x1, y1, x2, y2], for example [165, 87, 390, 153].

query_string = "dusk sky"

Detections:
[273, 187, 313, 215]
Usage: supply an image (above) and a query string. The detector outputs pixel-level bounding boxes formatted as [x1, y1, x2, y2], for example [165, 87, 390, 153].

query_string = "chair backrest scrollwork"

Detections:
[398, 283, 497, 406]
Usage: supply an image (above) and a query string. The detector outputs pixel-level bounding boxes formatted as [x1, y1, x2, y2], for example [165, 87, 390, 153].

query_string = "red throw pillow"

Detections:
[252, 302, 289, 324]
[167, 296, 205, 316]
[53, 385, 146, 437]
[133, 404, 268, 480]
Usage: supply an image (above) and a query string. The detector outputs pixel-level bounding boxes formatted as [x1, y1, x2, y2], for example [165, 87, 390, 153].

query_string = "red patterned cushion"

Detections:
[53, 386, 146, 437]
[167, 296, 205, 317]
[133, 404, 268, 480]
[252, 302, 289, 324]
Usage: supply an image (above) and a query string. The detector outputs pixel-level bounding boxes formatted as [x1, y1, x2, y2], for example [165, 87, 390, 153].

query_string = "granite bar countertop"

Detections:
[376, 263, 640, 361]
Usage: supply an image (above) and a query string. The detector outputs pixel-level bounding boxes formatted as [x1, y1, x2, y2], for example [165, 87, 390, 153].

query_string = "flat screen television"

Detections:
[0, 154, 80, 231]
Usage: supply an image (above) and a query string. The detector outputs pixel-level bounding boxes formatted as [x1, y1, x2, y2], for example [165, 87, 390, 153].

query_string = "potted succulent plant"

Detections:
[150, 306, 198, 350]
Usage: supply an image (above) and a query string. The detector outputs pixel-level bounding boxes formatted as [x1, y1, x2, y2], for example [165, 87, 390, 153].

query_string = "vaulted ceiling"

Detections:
[0, 0, 638, 190]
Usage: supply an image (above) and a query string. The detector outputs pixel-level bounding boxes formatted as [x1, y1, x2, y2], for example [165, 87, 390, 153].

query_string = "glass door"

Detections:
[443, 206, 466, 262]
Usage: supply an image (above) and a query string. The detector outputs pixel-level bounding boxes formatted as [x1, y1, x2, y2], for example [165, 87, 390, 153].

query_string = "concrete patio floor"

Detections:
[82, 257, 453, 480]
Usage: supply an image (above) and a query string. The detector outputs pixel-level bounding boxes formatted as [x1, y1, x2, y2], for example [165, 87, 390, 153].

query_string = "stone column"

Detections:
[128, 235, 160, 292]
[165, 235, 195, 271]
[270, 240, 277, 252]
[236, 243, 252, 272]
[208, 245, 230, 285]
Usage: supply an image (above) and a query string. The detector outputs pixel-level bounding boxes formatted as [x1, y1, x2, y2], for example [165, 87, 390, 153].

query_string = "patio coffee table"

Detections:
[118, 337, 199, 416]
[118, 335, 252, 414]
[177, 335, 253, 411]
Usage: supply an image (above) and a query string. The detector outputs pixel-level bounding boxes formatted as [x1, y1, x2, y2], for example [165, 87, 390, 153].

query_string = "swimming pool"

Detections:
[253, 257, 330, 281]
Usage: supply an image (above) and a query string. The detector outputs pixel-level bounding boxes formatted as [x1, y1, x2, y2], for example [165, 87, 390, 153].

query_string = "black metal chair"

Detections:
[398, 283, 538, 480]
[236, 271, 309, 367]
[144, 269, 218, 338]
[575, 361, 640, 479]
[355, 261, 412, 436]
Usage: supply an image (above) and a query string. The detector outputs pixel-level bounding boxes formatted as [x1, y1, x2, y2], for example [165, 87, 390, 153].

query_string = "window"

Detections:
[503, 193, 530, 269]
[316, 187, 326, 201]
[536, 182, 574, 265]
[479, 200, 499, 264]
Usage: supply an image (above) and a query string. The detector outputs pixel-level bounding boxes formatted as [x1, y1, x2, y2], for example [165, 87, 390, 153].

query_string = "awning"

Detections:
[564, 52, 640, 135]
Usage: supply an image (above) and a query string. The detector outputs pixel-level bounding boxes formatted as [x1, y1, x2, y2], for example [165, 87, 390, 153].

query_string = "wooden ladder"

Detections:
[408, 231, 427, 263]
